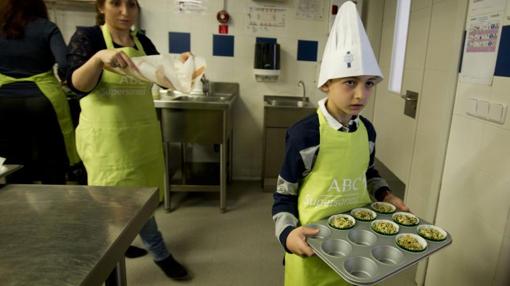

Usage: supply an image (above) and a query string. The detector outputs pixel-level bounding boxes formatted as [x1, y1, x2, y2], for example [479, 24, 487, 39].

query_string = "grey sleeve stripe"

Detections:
[276, 176, 299, 195]
[369, 141, 375, 154]
[367, 177, 389, 197]
[299, 145, 319, 171]
[273, 212, 299, 239]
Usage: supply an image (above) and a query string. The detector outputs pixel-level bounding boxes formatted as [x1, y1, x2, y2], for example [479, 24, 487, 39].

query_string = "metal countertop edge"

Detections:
[80, 187, 159, 286]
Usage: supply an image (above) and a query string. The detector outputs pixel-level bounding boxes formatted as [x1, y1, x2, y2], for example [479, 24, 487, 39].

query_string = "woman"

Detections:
[66, 0, 189, 280]
[0, 0, 80, 184]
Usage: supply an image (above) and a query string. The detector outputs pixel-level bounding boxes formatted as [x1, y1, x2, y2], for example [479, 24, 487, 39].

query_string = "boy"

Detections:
[271, 2, 409, 285]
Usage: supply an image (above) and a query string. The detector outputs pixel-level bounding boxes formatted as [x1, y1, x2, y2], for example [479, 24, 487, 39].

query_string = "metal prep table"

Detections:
[154, 82, 239, 212]
[0, 164, 23, 184]
[0, 184, 159, 286]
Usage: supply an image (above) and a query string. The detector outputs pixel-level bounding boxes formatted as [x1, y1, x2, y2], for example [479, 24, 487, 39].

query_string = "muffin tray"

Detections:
[306, 205, 452, 286]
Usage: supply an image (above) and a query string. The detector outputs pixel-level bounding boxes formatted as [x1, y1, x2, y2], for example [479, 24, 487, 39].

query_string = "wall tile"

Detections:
[495, 26, 510, 77]
[297, 40, 318, 62]
[213, 34, 235, 57]
[169, 32, 191, 54]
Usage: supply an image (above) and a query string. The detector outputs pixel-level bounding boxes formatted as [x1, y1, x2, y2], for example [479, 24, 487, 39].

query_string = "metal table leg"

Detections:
[220, 142, 227, 212]
[163, 141, 171, 211]
[105, 259, 127, 286]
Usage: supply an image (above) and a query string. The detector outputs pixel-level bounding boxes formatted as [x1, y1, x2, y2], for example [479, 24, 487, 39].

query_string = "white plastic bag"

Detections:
[129, 53, 206, 93]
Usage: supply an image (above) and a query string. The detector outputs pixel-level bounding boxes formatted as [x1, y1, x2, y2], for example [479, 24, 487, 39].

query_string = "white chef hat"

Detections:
[317, 1, 383, 88]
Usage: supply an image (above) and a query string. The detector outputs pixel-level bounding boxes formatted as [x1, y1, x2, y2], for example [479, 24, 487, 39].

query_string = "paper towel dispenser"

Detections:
[254, 42, 280, 82]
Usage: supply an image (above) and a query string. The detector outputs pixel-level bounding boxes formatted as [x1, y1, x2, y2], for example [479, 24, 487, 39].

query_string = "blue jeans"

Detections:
[139, 216, 170, 261]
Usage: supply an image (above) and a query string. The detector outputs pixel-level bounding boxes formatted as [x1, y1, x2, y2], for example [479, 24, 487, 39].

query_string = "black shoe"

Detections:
[125, 245, 148, 258]
[155, 255, 190, 281]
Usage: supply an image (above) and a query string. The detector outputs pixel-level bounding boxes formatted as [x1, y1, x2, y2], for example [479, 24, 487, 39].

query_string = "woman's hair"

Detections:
[0, 0, 48, 39]
[95, 0, 140, 25]
[95, 0, 107, 25]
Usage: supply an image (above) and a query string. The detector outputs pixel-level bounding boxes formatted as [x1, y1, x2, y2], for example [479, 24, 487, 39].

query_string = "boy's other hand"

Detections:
[383, 192, 410, 212]
[286, 226, 320, 257]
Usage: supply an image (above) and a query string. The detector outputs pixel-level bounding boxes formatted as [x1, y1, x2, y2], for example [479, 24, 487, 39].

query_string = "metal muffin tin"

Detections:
[306, 205, 452, 286]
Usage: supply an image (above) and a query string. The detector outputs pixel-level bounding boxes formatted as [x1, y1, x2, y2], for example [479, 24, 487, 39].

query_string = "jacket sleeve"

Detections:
[272, 128, 309, 252]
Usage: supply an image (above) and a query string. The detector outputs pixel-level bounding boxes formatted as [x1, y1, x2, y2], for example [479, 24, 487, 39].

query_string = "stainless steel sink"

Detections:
[154, 82, 239, 212]
[172, 95, 232, 102]
[262, 95, 316, 192]
[267, 99, 309, 107]
[264, 95, 314, 108]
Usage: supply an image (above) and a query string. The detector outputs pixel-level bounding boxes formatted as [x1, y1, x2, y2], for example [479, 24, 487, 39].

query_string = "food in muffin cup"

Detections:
[396, 233, 428, 252]
[417, 224, 447, 241]
[350, 208, 377, 221]
[392, 212, 420, 226]
[371, 219, 400, 235]
[371, 202, 396, 214]
[328, 214, 356, 230]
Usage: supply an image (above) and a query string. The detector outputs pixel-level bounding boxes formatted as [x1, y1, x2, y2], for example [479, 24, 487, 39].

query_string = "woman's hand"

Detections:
[95, 49, 138, 71]
[71, 49, 139, 92]
[383, 192, 410, 212]
[286, 226, 320, 257]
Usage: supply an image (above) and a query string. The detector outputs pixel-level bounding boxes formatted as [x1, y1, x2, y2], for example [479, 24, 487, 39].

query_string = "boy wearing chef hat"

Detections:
[272, 2, 409, 285]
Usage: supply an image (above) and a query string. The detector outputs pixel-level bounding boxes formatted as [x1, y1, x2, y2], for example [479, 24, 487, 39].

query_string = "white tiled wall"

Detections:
[138, 0, 330, 179]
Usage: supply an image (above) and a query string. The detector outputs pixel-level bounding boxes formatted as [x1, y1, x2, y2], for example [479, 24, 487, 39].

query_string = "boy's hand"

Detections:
[383, 192, 410, 212]
[286, 226, 320, 257]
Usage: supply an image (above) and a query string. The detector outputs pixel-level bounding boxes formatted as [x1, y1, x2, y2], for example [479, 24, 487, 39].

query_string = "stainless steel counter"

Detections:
[0, 164, 23, 183]
[0, 184, 159, 286]
[154, 82, 239, 212]
[262, 95, 316, 192]
[154, 82, 238, 110]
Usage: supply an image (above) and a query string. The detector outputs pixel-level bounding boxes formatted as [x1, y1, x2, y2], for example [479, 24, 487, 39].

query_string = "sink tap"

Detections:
[201, 74, 210, 96]
[298, 80, 306, 101]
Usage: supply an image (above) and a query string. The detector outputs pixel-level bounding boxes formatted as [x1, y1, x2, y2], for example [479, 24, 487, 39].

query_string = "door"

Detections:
[373, 0, 431, 186]
[368, 0, 468, 284]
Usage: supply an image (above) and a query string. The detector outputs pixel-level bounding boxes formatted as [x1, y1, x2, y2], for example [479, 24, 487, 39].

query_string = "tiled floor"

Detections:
[126, 181, 417, 286]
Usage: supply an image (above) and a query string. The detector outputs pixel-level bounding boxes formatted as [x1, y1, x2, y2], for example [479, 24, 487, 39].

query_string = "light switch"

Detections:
[488, 103, 507, 124]
[477, 100, 490, 118]
[467, 98, 477, 116]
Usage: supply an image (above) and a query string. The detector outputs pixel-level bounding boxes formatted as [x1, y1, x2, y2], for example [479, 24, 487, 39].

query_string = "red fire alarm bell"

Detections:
[216, 10, 230, 24]
[219, 24, 228, 34]
[217, 10, 230, 34]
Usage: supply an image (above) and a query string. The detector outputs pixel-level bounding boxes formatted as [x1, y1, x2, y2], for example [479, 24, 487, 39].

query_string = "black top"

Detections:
[0, 18, 67, 97]
[66, 26, 159, 98]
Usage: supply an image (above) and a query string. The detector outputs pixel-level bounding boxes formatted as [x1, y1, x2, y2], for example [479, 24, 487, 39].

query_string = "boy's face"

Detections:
[321, 76, 380, 123]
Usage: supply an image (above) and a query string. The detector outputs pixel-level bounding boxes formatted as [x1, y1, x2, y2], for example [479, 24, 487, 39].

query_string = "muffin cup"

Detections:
[392, 212, 420, 226]
[371, 202, 396, 214]
[328, 214, 356, 230]
[371, 219, 400, 235]
[351, 208, 377, 221]
[395, 233, 428, 252]
[417, 224, 447, 241]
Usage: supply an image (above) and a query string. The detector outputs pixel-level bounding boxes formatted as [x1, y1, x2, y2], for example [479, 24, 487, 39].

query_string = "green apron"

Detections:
[76, 25, 165, 201]
[284, 109, 372, 286]
[0, 71, 80, 165]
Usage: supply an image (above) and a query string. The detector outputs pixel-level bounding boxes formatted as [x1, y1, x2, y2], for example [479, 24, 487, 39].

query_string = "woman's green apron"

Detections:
[0, 71, 80, 165]
[284, 109, 372, 286]
[76, 25, 165, 200]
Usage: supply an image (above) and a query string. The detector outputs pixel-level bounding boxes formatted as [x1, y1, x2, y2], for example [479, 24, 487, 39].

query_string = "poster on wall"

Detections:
[295, 0, 325, 21]
[246, 5, 287, 33]
[174, 0, 208, 14]
[468, 0, 506, 16]
[460, 12, 503, 85]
